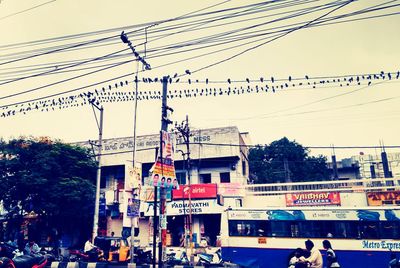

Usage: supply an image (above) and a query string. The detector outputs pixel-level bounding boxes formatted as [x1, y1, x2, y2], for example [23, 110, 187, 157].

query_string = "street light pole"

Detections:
[120, 31, 151, 266]
[91, 102, 104, 242]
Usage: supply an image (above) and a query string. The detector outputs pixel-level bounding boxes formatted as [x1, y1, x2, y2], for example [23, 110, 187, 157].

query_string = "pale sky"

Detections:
[0, 0, 399, 159]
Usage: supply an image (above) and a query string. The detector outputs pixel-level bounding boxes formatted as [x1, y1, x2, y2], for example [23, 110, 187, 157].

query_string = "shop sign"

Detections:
[367, 191, 400, 206]
[168, 199, 223, 215]
[218, 183, 245, 197]
[142, 199, 223, 216]
[172, 184, 217, 200]
[285, 192, 341, 206]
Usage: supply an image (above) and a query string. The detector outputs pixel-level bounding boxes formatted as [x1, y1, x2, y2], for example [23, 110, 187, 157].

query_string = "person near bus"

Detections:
[24, 239, 40, 256]
[323, 240, 340, 268]
[288, 248, 307, 268]
[300, 239, 322, 268]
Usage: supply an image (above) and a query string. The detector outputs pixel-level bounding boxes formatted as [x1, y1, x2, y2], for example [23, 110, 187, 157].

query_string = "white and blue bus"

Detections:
[220, 207, 400, 268]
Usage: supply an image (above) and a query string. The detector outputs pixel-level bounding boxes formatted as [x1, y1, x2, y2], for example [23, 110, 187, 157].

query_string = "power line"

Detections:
[0, 0, 56, 21]
[0, 0, 397, 81]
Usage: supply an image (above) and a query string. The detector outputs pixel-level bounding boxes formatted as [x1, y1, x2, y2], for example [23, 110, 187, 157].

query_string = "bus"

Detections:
[220, 207, 400, 268]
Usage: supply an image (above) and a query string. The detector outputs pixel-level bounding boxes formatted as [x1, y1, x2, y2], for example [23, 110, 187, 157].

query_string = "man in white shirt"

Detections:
[84, 237, 96, 253]
[300, 239, 323, 268]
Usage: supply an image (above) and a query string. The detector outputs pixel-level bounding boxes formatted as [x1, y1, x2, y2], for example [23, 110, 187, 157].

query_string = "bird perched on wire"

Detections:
[120, 31, 129, 44]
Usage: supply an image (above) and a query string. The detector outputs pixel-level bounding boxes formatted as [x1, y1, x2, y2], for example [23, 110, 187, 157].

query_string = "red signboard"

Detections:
[172, 184, 217, 200]
[285, 192, 341, 206]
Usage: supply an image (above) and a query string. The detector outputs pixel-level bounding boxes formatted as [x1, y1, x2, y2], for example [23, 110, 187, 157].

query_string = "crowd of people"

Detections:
[288, 239, 340, 268]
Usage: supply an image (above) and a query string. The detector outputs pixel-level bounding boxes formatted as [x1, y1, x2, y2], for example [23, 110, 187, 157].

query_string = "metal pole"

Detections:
[92, 106, 104, 241]
[130, 64, 140, 265]
[152, 185, 158, 268]
[152, 147, 159, 268]
[158, 76, 169, 267]
[185, 115, 193, 262]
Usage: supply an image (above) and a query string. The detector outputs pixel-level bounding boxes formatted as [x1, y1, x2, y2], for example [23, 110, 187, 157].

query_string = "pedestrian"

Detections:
[322, 240, 340, 268]
[24, 239, 40, 256]
[84, 236, 96, 254]
[299, 239, 323, 268]
[288, 248, 306, 268]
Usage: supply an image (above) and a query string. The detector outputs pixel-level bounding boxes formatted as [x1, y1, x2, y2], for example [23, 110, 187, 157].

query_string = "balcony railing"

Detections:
[245, 177, 400, 195]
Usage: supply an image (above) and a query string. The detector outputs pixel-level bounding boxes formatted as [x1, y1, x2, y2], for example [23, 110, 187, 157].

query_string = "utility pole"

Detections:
[90, 101, 104, 242]
[120, 31, 151, 267]
[158, 76, 173, 267]
[175, 115, 193, 263]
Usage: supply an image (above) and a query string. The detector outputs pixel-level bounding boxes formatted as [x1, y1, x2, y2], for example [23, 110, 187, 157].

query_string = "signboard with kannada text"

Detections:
[285, 192, 341, 206]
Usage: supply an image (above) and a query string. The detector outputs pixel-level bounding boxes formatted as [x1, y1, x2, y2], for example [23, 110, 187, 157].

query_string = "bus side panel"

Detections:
[222, 246, 293, 268]
[222, 247, 393, 268]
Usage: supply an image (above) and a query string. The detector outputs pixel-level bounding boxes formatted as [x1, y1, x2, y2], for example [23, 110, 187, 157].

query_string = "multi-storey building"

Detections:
[75, 126, 250, 247]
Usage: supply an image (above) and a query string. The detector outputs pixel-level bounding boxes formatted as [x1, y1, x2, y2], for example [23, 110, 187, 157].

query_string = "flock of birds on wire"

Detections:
[0, 70, 399, 118]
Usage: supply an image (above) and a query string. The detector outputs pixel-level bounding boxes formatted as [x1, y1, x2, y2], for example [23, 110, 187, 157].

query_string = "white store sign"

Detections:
[143, 199, 223, 216]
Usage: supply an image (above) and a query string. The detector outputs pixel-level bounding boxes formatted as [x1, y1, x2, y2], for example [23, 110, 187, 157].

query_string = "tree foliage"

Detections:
[249, 137, 330, 184]
[0, 137, 97, 235]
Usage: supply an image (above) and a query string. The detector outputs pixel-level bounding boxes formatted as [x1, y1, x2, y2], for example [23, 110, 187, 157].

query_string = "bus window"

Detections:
[380, 222, 400, 239]
[359, 222, 379, 239]
[334, 222, 358, 238]
[228, 220, 266, 237]
[268, 221, 291, 237]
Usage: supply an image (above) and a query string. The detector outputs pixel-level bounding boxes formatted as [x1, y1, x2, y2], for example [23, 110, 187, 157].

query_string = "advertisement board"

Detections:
[228, 209, 400, 221]
[218, 183, 245, 197]
[127, 198, 140, 217]
[149, 131, 177, 187]
[285, 192, 341, 206]
[367, 190, 400, 206]
[172, 183, 217, 200]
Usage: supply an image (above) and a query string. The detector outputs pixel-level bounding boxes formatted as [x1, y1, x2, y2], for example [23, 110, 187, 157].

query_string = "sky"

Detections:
[0, 0, 399, 160]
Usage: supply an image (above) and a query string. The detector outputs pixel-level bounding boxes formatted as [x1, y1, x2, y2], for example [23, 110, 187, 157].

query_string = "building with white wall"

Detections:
[74, 126, 249, 247]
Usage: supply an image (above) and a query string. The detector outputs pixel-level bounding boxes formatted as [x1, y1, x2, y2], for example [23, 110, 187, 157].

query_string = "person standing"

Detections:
[300, 239, 323, 268]
[323, 240, 340, 268]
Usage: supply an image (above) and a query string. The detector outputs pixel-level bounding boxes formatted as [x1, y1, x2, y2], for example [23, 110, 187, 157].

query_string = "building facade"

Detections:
[75, 126, 249, 247]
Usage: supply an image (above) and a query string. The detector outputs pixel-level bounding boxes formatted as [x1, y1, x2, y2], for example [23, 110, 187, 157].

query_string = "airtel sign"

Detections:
[172, 183, 217, 200]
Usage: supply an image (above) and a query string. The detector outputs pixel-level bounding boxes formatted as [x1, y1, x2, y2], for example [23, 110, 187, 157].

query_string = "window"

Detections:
[199, 173, 211, 184]
[220, 172, 231, 183]
[359, 222, 379, 239]
[381, 222, 400, 239]
[100, 165, 125, 189]
[242, 161, 247, 176]
[176, 172, 186, 185]
[228, 220, 267, 237]
[228, 219, 400, 239]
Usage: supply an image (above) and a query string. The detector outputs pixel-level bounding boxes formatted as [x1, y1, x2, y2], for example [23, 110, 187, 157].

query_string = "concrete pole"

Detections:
[92, 106, 104, 241]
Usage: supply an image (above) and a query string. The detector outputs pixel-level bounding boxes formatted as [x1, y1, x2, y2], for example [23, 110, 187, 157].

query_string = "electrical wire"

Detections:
[0, 0, 56, 21]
